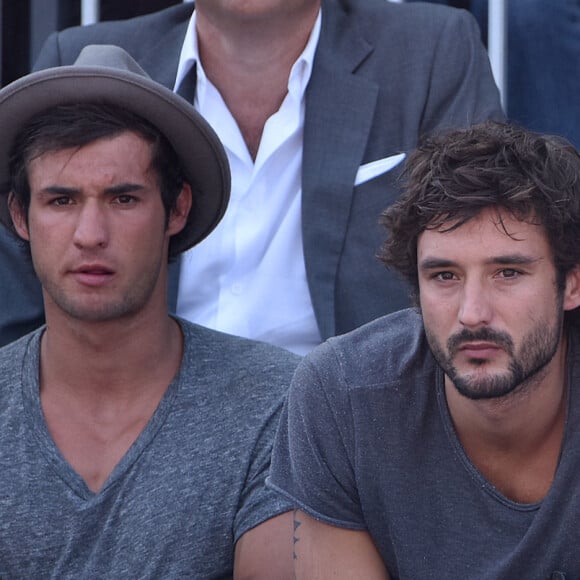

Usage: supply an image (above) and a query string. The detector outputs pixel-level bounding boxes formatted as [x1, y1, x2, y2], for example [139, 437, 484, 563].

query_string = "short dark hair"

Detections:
[379, 122, 580, 307]
[7, 103, 187, 260]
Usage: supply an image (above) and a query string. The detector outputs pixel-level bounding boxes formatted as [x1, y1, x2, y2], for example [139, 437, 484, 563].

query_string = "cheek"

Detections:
[419, 290, 454, 319]
[124, 219, 169, 257]
[26, 219, 62, 249]
[419, 295, 458, 342]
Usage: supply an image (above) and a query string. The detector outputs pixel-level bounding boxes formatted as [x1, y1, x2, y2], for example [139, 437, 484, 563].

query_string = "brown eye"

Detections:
[499, 269, 520, 278]
[434, 271, 455, 281]
[51, 197, 72, 206]
[115, 195, 137, 204]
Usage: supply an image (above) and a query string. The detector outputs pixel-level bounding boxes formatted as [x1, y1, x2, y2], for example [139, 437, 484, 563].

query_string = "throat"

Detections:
[457, 393, 567, 504]
[226, 89, 288, 161]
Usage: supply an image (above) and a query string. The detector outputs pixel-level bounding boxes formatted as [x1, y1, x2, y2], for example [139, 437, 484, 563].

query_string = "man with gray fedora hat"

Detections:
[0, 0, 504, 351]
[0, 44, 297, 578]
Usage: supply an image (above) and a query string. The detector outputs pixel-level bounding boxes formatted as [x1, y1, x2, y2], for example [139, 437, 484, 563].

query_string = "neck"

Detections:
[446, 338, 568, 446]
[195, 3, 319, 158]
[40, 309, 182, 406]
[38, 297, 184, 493]
[195, 2, 320, 64]
[445, 337, 569, 503]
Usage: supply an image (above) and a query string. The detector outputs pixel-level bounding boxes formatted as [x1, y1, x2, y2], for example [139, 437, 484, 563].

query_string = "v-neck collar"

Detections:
[20, 328, 182, 501]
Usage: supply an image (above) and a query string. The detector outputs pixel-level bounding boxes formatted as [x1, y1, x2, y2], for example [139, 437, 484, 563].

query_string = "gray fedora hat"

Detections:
[0, 44, 230, 254]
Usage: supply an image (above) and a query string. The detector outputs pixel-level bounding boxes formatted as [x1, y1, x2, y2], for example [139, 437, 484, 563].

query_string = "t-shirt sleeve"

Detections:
[268, 342, 366, 530]
[232, 360, 296, 543]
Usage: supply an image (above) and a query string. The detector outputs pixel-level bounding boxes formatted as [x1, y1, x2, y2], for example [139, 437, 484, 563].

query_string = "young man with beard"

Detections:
[0, 45, 297, 578]
[268, 122, 580, 578]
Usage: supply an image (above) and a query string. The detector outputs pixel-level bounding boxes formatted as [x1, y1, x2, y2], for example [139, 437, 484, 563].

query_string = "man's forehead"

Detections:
[424, 207, 542, 237]
[27, 129, 154, 162]
[31, 131, 153, 164]
[27, 132, 157, 188]
[418, 207, 549, 257]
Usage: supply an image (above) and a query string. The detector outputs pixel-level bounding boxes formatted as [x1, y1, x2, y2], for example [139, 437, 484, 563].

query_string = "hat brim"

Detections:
[0, 65, 230, 254]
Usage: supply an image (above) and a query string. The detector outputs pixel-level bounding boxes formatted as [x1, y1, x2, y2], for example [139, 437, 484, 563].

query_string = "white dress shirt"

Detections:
[174, 10, 322, 355]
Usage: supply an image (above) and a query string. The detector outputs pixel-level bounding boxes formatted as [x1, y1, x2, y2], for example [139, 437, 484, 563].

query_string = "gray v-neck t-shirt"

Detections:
[0, 319, 298, 578]
[269, 309, 580, 579]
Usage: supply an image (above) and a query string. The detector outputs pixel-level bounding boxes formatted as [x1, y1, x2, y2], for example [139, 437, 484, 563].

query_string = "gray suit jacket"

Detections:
[0, 0, 503, 345]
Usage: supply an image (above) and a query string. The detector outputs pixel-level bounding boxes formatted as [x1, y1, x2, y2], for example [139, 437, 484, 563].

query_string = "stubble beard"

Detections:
[37, 256, 164, 324]
[426, 308, 564, 401]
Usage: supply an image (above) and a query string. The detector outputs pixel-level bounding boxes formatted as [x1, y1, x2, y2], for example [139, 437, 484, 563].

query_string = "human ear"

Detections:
[7, 193, 30, 241]
[167, 182, 192, 237]
[563, 266, 580, 312]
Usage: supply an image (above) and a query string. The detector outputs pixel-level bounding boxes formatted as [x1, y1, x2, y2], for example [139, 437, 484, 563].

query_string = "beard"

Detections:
[426, 308, 564, 401]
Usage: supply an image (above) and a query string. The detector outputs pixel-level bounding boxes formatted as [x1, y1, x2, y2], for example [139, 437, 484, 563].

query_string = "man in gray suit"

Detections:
[0, 0, 503, 350]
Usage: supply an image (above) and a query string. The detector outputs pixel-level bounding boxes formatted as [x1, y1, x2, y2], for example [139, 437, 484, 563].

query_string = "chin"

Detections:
[451, 370, 520, 401]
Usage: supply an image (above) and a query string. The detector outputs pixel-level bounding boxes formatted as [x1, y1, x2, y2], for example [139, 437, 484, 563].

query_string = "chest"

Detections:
[44, 408, 152, 492]
[0, 405, 249, 578]
[40, 384, 170, 493]
[350, 392, 578, 578]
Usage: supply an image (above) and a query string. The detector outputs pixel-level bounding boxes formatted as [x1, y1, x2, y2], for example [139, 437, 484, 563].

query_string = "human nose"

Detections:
[458, 278, 492, 328]
[72, 201, 109, 249]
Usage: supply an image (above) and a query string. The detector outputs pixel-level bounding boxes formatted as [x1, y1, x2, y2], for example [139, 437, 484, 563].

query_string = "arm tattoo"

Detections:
[293, 508, 302, 561]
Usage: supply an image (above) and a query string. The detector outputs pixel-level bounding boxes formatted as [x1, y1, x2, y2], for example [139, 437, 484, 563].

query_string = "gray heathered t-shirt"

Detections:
[269, 309, 580, 579]
[0, 318, 299, 579]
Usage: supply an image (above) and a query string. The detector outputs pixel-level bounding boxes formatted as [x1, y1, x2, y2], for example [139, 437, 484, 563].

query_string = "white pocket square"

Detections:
[354, 153, 406, 186]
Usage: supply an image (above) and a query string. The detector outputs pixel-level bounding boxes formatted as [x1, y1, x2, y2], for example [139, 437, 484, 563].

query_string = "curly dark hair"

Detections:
[379, 122, 580, 306]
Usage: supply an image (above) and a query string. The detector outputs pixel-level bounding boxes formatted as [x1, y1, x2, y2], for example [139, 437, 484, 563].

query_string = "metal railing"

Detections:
[488, 0, 507, 110]
[80, 0, 99, 25]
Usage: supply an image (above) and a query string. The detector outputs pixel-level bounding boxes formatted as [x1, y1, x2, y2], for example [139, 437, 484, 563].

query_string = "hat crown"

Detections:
[74, 44, 149, 78]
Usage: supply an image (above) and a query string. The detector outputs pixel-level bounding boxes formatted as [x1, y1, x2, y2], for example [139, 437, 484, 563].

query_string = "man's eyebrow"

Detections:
[40, 186, 80, 196]
[419, 254, 541, 271]
[490, 254, 541, 266]
[103, 183, 146, 195]
[39, 183, 146, 196]
[419, 258, 457, 271]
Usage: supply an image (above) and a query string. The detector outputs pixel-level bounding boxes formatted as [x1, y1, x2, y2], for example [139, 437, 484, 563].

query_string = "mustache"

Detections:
[447, 327, 514, 356]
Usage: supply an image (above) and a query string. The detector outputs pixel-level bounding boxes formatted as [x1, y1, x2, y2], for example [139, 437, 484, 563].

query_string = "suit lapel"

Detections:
[303, 0, 378, 339]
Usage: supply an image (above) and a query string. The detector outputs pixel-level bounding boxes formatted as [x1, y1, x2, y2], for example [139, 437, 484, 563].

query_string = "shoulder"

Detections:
[321, 0, 481, 61]
[301, 308, 434, 392]
[177, 319, 301, 398]
[63, 3, 192, 39]
[0, 329, 42, 394]
[0, 328, 40, 363]
[33, 3, 194, 69]
[328, 0, 477, 35]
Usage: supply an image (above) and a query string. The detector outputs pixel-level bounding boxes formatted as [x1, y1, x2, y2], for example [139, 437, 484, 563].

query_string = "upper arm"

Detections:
[293, 510, 390, 580]
[32, 32, 63, 71]
[422, 8, 505, 132]
[233, 511, 294, 580]
[269, 354, 364, 525]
